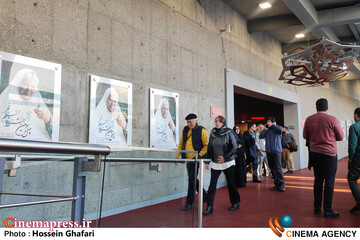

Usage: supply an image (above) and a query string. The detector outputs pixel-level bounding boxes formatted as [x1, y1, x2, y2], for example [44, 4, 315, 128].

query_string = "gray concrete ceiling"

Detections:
[222, 0, 360, 80]
[223, 0, 360, 43]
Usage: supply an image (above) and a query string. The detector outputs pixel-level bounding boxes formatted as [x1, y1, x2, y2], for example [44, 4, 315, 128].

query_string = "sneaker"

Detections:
[350, 204, 360, 214]
[278, 186, 286, 192]
[270, 186, 278, 191]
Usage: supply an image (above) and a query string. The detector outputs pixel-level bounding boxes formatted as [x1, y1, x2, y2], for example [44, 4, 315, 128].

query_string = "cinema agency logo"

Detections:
[269, 215, 357, 238]
[269, 215, 292, 237]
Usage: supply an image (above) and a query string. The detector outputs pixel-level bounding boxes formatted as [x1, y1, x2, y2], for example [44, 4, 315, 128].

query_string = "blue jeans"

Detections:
[260, 151, 272, 177]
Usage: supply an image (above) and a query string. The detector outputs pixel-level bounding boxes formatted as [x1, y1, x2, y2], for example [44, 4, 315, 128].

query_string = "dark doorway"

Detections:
[234, 93, 284, 133]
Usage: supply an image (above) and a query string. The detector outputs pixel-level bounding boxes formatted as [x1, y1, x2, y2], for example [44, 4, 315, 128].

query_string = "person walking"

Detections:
[204, 116, 240, 215]
[176, 113, 208, 211]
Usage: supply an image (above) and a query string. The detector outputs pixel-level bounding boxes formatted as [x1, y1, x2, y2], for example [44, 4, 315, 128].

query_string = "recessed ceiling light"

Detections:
[259, 2, 272, 9]
[295, 33, 305, 38]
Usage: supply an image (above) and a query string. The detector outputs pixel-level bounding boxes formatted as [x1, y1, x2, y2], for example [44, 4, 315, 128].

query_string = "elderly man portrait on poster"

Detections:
[94, 87, 128, 145]
[89, 75, 132, 147]
[0, 68, 53, 141]
[150, 89, 179, 149]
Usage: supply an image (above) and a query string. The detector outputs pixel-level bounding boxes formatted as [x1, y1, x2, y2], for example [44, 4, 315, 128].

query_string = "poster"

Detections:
[0, 51, 61, 141]
[150, 88, 179, 149]
[339, 120, 346, 141]
[89, 75, 132, 146]
[346, 120, 353, 139]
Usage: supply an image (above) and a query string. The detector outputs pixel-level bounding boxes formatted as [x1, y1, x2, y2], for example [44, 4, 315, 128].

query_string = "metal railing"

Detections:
[0, 138, 205, 227]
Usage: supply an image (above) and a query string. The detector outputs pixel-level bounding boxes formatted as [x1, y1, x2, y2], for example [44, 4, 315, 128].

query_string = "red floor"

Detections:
[95, 157, 360, 228]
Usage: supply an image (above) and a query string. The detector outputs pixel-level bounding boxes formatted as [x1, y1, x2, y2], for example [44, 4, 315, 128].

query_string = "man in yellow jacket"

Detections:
[176, 113, 208, 210]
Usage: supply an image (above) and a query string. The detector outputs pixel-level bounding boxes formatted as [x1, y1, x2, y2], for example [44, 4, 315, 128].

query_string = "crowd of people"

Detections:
[177, 98, 360, 218]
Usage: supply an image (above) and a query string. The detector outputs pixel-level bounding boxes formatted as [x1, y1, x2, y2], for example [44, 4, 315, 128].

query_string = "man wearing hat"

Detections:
[176, 113, 209, 210]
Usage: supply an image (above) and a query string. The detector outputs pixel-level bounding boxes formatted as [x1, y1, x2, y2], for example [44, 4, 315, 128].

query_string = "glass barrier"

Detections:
[0, 159, 86, 227]
[92, 149, 200, 227]
[0, 147, 204, 228]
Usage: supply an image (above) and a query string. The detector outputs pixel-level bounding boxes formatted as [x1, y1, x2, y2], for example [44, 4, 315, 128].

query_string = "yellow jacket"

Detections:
[176, 127, 208, 159]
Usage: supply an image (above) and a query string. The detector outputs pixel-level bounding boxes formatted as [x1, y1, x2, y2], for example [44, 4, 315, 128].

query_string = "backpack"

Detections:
[288, 141, 298, 152]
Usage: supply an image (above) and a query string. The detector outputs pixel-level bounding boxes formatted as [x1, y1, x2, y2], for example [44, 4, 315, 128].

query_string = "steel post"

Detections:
[0, 158, 5, 205]
[198, 157, 204, 228]
[71, 157, 87, 225]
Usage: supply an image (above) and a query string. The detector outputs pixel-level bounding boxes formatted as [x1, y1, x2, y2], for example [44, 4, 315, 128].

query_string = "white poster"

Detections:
[150, 88, 179, 149]
[89, 75, 132, 147]
[346, 120, 353, 139]
[339, 120, 346, 141]
[0, 51, 61, 141]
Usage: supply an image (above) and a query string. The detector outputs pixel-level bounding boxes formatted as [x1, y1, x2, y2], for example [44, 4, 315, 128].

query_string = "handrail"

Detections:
[0, 139, 205, 227]
[0, 139, 200, 156]
[0, 197, 77, 209]
[0, 138, 110, 156]
[0, 192, 73, 198]
[109, 145, 197, 153]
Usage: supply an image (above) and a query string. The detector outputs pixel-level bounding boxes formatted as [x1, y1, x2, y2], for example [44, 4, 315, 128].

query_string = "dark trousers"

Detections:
[206, 165, 240, 207]
[186, 162, 206, 205]
[252, 155, 262, 182]
[234, 154, 247, 187]
[311, 152, 338, 211]
[267, 152, 285, 188]
[348, 160, 360, 205]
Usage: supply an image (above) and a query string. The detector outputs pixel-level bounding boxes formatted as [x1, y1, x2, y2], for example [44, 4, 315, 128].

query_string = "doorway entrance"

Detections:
[225, 69, 305, 169]
[234, 91, 284, 133]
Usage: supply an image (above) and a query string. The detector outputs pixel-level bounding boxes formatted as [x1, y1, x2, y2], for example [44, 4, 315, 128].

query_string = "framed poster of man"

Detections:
[89, 75, 132, 147]
[0, 51, 61, 141]
[150, 88, 179, 149]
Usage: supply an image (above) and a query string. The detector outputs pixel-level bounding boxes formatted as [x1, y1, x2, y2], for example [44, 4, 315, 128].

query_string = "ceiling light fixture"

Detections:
[295, 33, 305, 38]
[259, 2, 272, 9]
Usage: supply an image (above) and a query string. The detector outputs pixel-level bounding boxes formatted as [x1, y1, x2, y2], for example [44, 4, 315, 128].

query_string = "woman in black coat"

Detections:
[233, 126, 247, 187]
[204, 115, 240, 215]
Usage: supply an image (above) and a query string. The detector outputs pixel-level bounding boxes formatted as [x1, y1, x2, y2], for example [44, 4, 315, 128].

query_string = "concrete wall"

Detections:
[1, 0, 359, 223]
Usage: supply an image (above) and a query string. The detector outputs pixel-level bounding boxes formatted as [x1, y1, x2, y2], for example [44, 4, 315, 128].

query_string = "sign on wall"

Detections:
[0, 51, 61, 141]
[210, 106, 223, 118]
[150, 88, 179, 149]
[89, 75, 132, 146]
